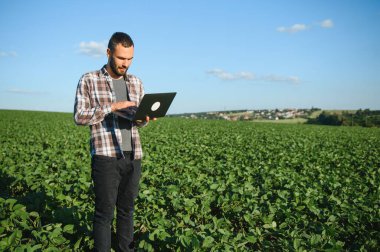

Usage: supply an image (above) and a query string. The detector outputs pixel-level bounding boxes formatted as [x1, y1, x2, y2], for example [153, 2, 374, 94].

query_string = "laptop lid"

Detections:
[113, 92, 177, 121]
[134, 92, 176, 120]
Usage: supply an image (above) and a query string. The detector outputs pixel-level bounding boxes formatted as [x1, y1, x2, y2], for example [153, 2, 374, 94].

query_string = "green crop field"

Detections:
[0, 110, 379, 251]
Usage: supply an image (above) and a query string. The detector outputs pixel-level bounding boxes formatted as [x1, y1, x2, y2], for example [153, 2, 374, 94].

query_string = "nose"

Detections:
[123, 59, 130, 67]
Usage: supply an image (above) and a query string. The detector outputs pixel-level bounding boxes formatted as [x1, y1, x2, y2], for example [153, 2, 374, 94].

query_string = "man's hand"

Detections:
[111, 101, 136, 112]
[145, 116, 157, 122]
[136, 116, 157, 124]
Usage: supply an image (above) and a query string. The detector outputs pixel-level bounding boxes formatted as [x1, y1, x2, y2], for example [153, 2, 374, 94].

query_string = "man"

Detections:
[74, 32, 151, 251]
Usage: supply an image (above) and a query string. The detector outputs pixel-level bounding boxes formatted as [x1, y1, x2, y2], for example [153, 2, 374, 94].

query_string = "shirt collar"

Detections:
[101, 65, 109, 77]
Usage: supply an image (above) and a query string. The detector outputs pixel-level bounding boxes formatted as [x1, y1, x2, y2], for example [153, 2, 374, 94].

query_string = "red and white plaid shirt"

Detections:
[74, 65, 146, 159]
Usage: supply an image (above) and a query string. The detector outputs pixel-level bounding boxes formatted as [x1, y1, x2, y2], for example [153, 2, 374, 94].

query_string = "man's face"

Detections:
[107, 44, 134, 77]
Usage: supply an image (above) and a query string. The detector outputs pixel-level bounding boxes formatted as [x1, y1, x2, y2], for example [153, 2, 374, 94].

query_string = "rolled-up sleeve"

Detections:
[135, 79, 149, 128]
[74, 75, 111, 126]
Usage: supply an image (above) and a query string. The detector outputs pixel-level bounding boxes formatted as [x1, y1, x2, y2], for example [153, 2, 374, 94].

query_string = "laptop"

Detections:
[113, 92, 177, 121]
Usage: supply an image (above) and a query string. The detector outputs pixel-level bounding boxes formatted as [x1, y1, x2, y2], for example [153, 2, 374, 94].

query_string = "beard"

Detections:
[109, 56, 128, 77]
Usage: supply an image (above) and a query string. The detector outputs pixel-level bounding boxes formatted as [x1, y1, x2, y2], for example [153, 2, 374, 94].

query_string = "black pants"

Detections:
[91, 152, 141, 252]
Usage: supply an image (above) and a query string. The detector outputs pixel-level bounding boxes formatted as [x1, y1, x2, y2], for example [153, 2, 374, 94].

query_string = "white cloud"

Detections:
[277, 19, 334, 33]
[78, 41, 107, 57]
[262, 75, 300, 84]
[207, 69, 300, 84]
[6, 88, 47, 95]
[319, 19, 334, 28]
[206, 69, 255, 80]
[277, 24, 308, 33]
[0, 51, 17, 57]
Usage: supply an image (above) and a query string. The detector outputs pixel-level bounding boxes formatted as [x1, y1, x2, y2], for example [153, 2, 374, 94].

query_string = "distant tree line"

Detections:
[307, 109, 380, 127]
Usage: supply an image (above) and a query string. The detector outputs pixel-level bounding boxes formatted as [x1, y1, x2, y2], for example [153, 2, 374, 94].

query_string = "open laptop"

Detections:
[113, 92, 177, 121]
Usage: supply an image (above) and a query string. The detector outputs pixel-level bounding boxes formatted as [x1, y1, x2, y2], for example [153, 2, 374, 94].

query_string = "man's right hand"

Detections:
[111, 101, 136, 112]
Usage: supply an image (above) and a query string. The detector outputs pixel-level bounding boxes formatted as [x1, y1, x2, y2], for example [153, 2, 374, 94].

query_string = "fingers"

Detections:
[145, 116, 157, 122]
[119, 101, 136, 109]
[135, 116, 157, 124]
[112, 101, 136, 111]
[125, 101, 136, 107]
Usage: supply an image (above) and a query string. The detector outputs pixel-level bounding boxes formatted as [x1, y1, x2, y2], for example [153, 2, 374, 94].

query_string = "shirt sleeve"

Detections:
[74, 75, 111, 126]
[135, 78, 149, 128]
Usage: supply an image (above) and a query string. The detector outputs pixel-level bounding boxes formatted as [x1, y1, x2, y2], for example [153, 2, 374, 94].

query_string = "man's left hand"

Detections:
[145, 116, 157, 122]
[136, 116, 157, 124]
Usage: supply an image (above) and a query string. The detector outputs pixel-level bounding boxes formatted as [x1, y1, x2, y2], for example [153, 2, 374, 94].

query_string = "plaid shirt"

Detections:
[74, 65, 146, 159]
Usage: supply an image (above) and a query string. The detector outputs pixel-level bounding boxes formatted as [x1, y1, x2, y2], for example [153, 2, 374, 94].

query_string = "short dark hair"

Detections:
[108, 32, 134, 52]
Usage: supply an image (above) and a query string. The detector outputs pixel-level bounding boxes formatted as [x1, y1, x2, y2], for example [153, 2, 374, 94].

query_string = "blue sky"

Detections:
[0, 1, 379, 114]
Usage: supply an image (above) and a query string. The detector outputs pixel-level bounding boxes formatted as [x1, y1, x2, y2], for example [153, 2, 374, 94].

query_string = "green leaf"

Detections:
[12, 204, 25, 211]
[0, 240, 8, 251]
[7, 230, 21, 246]
[246, 236, 257, 244]
[29, 212, 40, 218]
[279, 222, 287, 229]
[139, 240, 145, 249]
[272, 221, 277, 228]
[180, 235, 191, 247]
[148, 232, 155, 241]
[310, 234, 321, 245]
[191, 236, 200, 248]
[293, 239, 301, 250]
[142, 190, 151, 195]
[202, 236, 214, 248]
[31, 244, 43, 251]
[49, 227, 62, 238]
[5, 199, 17, 210]
[263, 223, 272, 229]
[51, 236, 67, 246]
[74, 237, 82, 250]
[63, 224, 74, 234]
[210, 184, 219, 190]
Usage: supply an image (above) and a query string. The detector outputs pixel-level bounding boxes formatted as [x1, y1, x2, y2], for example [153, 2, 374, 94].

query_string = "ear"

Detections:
[106, 48, 111, 58]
